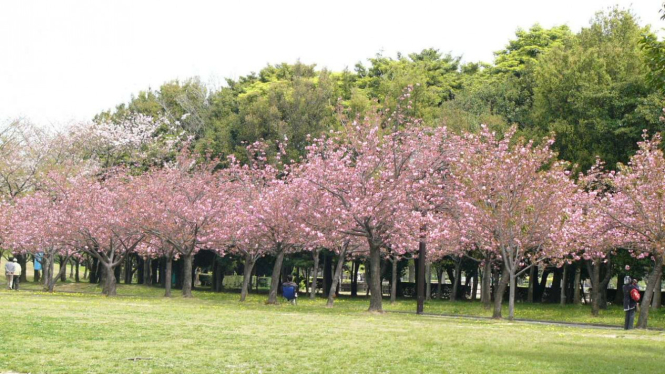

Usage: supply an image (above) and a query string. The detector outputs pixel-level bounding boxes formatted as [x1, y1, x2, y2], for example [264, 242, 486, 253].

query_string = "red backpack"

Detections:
[630, 288, 641, 302]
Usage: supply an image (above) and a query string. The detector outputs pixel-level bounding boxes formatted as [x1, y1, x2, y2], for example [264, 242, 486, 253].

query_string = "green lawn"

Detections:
[1, 284, 665, 373]
[11, 278, 665, 329]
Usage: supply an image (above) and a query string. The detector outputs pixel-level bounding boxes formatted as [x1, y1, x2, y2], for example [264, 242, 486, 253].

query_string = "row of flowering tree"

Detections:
[3, 101, 665, 328]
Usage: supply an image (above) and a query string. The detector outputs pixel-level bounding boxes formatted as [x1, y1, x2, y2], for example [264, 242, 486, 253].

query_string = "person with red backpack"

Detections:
[623, 276, 640, 330]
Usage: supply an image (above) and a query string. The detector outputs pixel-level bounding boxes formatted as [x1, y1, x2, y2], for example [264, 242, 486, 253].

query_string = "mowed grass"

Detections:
[1, 284, 665, 373]
[13, 279, 665, 329]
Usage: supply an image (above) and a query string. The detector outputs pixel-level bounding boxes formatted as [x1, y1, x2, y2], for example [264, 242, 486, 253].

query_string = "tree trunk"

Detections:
[614, 274, 624, 306]
[508, 271, 516, 320]
[220, 269, 226, 292]
[493, 267, 509, 319]
[451, 259, 462, 301]
[637, 255, 664, 329]
[351, 260, 360, 297]
[436, 266, 443, 300]
[583, 258, 613, 314]
[75, 260, 80, 282]
[152, 259, 159, 285]
[43, 256, 54, 292]
[463, 271, 471, 300]
[527, 266, 535, 303]
[471, 267, 479, 301]
[114, 264, 121, 284]
[267, 247, 285, 304]
[103, 263, 117, 296]
[491, 266, 498, 301]
[587, 260, 601, 316]
[598, 261, 612, 309]
[560, 265, 567, 307]
[310, 249, 319, 299]
[416, 239, 426, 314]
[652, 271, 662, 309]
[211, 259, 219, 291]
[390, 257, 398, 304]
[368, 242, 383, 312]
[327, 243, 348, 308]
[240, 254, 256, 302]
[181, 253, 193, 298]
[17, 254, 27, 282]
[49, 256, 70, 293]
[425, 262, 432, 301]
[143, 257, 152, 285]
[124, 255, 132, 284]
[90, 257, 99, 284]
[481, 260, 491, 308]
[136, 256, 144, 285]
[99, 260, 107, 289]
[59, 256, 67, 282]
[255, 264, 259, 292]
[323, 252, 333, 298]
[573, 264, 581, 305]
[536, 268, 549, 303]
[365, 260, 371, 297]
[164, 256, 173, 297]
[551, 268, 562, 304]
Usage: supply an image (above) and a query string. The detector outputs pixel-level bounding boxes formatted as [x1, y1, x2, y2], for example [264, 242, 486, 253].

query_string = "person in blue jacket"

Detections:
[282, 275, 298, 305]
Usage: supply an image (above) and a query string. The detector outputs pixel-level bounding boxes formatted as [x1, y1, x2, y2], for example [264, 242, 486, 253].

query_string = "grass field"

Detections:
[1, 283, 665, 373]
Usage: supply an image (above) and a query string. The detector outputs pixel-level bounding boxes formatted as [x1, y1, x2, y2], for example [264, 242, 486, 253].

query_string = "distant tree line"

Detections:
[94, 8, 665, 173]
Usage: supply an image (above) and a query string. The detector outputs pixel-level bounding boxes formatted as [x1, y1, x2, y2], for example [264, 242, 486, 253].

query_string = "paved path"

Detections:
[388, 310, 664, 331]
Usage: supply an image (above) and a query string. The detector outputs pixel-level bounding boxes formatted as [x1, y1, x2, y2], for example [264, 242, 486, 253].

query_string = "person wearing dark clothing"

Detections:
[623, 277, 639, 330]
[282, 275, 298, 305]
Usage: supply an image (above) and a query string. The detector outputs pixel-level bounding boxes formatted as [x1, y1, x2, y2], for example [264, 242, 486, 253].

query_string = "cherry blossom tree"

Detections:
[220, 138, 320, 304]
[254, 180, 313, 305]
[5, 191, 79, 292]
[550, 187, 616, 316]
[0, 120, 99, 280]
[598, 133, 665, 328]
[0, 200, 7, 264]
[140, 151, 228, 298]
[0, 120, 54, 199]
[220, 141, 292, 302]
[66, 114, 180, 171]
[452, 126, 578, 319]
[292, 177, 359, 307]
[59, 174, 145, 296]
[220, 184, 267, 302]
[301, 104, 441, 312]
[398, 118, 463, 311]
[135, 235, 178, 296]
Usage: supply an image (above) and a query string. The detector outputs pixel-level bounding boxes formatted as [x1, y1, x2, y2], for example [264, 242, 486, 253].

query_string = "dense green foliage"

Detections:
[98, 8, 665, 172]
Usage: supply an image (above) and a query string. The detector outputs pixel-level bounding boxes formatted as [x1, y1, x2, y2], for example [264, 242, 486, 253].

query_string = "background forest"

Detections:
[92, 8, 665, 174]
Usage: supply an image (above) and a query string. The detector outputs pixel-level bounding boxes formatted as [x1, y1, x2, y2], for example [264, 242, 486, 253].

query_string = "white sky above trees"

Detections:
[0, 0, 662, 127]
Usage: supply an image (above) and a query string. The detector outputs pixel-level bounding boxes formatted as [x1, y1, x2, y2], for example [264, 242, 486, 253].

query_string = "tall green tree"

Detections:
[533, 8, 663, 171]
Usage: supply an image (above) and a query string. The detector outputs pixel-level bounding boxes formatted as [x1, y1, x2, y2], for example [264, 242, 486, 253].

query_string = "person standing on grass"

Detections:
[12, 258, 21, 291]
[282, 275, 298, 305]
[4, 258, 15, 290]
[623, 276, 639, 330]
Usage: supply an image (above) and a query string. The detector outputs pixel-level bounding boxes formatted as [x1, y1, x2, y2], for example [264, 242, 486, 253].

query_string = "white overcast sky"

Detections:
[0, 0, 663, 127]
